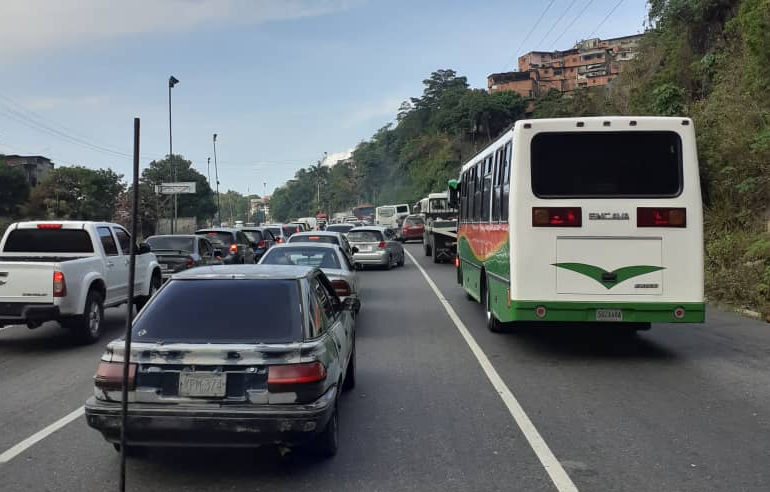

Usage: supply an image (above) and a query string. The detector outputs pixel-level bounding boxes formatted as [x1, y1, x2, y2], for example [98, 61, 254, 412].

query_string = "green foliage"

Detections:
[139, 154, 217, 223]
[28, 166, 124, 220]
[0, 160, 30, 217]
[652, 83, 686, 115]
[271, 69, 527, 221]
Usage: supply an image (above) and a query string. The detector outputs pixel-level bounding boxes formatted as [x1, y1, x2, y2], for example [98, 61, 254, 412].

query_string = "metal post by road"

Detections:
[168, 75, 179, 234]
[207, 157, 212, 227]
[213, 134, 221, 226]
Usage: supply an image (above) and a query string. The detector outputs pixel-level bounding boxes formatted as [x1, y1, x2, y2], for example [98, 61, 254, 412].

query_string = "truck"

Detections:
[419, 189, 459, 263]
[0, 221, 161, 343]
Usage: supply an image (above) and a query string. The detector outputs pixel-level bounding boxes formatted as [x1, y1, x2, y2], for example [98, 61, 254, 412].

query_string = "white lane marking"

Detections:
[404, 250, 580, 492]
[0, 406, 85, 464]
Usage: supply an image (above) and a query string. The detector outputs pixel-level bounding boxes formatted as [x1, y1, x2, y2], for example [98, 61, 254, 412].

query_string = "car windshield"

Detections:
[348, 230, 383, 242]
[241, 230, 263, 243]
[2, 229, 94, 253]
[132, 279, 302, 343]
[261, 247, 340, 269]
[289, 235, 339, 245]
[146, 236, 194, 252]
[405, 217, 424, 225]
[197, 231, 232, 246]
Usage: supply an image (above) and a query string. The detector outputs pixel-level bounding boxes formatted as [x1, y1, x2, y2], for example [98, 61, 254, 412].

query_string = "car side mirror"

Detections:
[351, 246, 359, 254]
[138, 243, 151, 254]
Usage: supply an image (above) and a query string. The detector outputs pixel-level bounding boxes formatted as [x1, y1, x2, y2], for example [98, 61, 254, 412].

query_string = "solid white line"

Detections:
[404, 250, 580, 492]
[0, 406, 85, 464]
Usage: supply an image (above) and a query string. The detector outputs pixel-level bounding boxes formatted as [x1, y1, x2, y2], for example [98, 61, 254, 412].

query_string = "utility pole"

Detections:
[168, 76, 179, 233]
[213, 134, 221, 226]
[207, 157, 212, 226]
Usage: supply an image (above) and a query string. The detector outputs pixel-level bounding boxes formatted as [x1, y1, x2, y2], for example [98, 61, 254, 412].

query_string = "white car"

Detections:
[258, 243, 360, 311]
[0, 221, 161, 343]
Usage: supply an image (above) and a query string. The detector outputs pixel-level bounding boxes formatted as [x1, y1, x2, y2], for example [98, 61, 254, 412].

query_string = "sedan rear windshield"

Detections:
[283, 226, 301, 236]
[326, 225, 353, 233]
[348, 230, 383, 242]
[531, 131, 683, 197]
[261, 247, 341, 269]
[3, 229, 94, 253]
[289, 235, 339, 245]
[198, 231, 233, 246]
[132, 279, 302, 343]
[267, 227, 281, 237]
[147, 236, 194, 253]
[405, 216, 424, 225]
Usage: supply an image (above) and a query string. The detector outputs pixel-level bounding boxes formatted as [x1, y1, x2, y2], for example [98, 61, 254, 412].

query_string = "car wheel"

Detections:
[397, 253, 405, 267]
[432, 240, 440, 263]
[64, 289, 104, 344]
[134, 273, 160, 312]
[343, 342, 356, 390]
[385, 255, 392, 270]
[314, 402, 339, 458]
[485, 288, 504, 333]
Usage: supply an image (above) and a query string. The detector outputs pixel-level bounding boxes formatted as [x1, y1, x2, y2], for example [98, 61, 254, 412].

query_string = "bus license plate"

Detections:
[596, 309, 623, 322]
[178, 373, 227, 397]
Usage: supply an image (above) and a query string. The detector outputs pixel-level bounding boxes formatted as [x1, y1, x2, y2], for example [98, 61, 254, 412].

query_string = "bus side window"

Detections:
[459, 171, 466, 223]
[473, 162, 483, 222]
[481, 155, 493, 222]
[501, 140, 512, 220]
[492, 147, 503, 222]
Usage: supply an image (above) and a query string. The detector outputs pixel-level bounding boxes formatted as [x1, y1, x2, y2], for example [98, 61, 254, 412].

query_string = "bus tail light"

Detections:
[532, 207, 582, 227]
[673, 307, 685, 319]
[637, 208, 686, 227]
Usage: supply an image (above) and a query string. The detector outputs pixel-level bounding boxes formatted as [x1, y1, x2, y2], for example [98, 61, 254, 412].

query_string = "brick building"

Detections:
[488, 34, 643, 98]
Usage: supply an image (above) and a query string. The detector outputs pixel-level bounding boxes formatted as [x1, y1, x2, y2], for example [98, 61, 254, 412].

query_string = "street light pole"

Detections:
[213, 134, 221, 226]
[168, 75, 179, 234]
[207, 157, 212, 226]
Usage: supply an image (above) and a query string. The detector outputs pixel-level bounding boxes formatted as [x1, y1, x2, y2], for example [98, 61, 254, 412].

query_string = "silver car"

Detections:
[347, 226, 405, 270]
[259, 243, 360, 311]
[287, 230, 355, 264]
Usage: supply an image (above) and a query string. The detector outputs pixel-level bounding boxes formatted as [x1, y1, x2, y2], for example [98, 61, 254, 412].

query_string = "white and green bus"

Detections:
[455, 116, 705, 332]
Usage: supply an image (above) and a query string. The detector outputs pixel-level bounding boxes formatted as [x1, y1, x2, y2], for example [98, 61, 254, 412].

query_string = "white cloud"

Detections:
[342, 96, 404, 128]
[0, 0, 362, 62]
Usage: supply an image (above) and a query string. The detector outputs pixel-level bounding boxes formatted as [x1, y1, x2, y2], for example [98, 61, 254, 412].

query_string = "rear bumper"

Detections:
[401, 231, 423, 240]
[353, 251, 389, 266]
[84, 386, 337, 447]
[501, 300, 706, 323]
[0, 303, 60, 326]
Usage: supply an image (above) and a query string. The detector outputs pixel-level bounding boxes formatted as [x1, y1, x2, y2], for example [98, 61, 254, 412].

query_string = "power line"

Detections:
[550, 0, 596, 49]
[510, 0, 557, 68]
[536, 0, 578, 48]
[588, 0, 625, 38]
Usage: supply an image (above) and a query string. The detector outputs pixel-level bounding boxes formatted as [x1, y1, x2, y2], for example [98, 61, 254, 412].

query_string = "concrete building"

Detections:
[3, 155, 54, 187]
[488, 34, 644, 98]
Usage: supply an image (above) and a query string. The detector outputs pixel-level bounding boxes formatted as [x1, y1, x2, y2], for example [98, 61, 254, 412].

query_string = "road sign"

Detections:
[155, 182, 196, 194]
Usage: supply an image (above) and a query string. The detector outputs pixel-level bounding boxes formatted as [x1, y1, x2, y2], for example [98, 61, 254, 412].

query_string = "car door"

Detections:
[384, 229, 403, 260]
[339, 249, 359, 294]
[311, 275, 350, 374]
[235, 232, 253, 263]
[97, 226, 126, 304]
[113, 226, 145, 294]
[263, 230, 276, 249]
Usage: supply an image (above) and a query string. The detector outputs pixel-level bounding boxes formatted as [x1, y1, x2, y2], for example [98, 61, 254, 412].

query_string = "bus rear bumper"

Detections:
[505, 301, 706, 323]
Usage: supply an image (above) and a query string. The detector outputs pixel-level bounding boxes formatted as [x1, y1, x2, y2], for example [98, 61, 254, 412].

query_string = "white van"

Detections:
[375, 206, 398, 229]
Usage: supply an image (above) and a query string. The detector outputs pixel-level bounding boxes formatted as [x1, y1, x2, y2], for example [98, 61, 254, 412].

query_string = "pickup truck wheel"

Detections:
[432, 239, 440, 263]
[134, 273, 160, 312]
[313, 402, 339, 458]
[65, 290, 104, 344]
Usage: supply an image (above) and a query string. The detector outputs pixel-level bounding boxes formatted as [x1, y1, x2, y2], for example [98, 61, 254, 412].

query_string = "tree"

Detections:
[140, 154, 216, 224]
[27, 166, 124, 220]
[0, 161, 30, 217]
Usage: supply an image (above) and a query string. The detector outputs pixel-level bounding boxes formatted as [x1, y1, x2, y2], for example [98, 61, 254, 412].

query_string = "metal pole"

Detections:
[207, 157, 212, 227]
[120, 117, 140, 492]
[168, 83, 174, 234]
[213, 134, 221, 226]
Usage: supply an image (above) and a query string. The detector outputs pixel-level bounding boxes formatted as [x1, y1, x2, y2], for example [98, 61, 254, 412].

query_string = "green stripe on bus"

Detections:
[552, 263, 666, 289]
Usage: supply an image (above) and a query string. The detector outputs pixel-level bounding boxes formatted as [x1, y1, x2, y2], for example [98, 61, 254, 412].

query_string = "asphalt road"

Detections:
[0, 242, 768, 492]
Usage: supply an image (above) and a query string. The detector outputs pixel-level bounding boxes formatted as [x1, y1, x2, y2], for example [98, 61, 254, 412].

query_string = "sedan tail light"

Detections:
[268, 362, 326, 386]
[637, 207, 686, 227]
[94, 361, 136, 391]
[378, 241, 387, 249]
[53, 271, 67, 297]
[532, 207, 582, 227]
[331, 279, 351, 297]
[229, 243, 238, 254]
[257, 240, 266, 248]
[276, 237, 283, 243]
[186, 256, 194, 267]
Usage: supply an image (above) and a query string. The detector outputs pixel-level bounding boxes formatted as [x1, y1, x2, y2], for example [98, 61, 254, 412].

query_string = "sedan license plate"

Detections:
[358, 245, 372, 252]
[596, 309, 623, 322]
[178, 372, 227, 397]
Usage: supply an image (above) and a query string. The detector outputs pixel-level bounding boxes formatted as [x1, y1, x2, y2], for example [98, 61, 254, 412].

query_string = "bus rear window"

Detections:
[3, 229, 94, 253]
[531, 131, 682, 198]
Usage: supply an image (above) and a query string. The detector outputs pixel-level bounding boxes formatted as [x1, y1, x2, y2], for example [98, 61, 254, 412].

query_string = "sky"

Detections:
[0, 0, 649, 196]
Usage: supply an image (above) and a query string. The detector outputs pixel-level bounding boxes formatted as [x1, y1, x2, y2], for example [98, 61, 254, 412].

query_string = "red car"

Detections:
[401, 215, 425, 242]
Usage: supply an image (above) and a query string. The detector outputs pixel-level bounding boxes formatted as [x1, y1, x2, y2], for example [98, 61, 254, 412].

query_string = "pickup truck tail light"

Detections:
[94, 361, 136, 391]
[532, 207, 582, 227]
[37, 223, 62, 229]
[268, 362, 326, 386]
[53, 271, 67, 297]
[229, 243, 238, 254]
[637, 207, 686, 227]
[331, 279, 351, 297]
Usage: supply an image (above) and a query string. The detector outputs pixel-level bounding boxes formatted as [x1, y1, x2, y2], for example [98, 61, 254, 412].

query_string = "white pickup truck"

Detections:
[0, 221, 161, 343]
